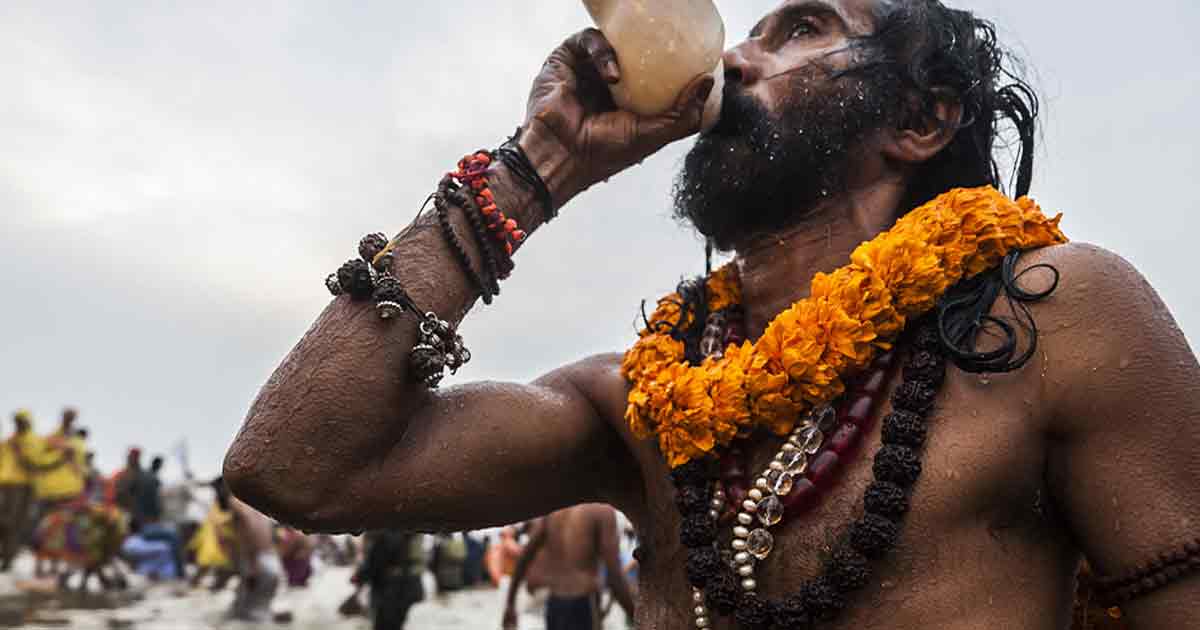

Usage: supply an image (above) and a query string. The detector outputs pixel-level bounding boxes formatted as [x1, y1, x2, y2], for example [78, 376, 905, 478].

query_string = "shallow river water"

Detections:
[0, 556, 630, 630]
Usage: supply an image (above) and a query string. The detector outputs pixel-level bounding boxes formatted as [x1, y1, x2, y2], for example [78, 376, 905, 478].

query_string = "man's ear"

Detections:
[882, 88, 964, 165]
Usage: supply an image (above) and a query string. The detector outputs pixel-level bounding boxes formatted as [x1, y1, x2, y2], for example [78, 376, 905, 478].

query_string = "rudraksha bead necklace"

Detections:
[674, 318, 945, 629]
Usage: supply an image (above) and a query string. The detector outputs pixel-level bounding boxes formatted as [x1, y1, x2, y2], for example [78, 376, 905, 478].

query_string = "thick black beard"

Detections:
[672, 68, 894, 251]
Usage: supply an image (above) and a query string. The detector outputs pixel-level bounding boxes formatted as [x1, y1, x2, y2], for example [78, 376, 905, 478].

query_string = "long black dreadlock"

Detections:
[851, 0, 1056, 373]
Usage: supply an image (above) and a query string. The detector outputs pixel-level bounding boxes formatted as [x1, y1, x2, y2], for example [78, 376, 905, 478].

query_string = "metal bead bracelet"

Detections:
[325, 233, 470, 388]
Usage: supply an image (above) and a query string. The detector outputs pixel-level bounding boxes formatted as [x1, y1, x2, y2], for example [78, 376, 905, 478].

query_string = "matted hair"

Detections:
[845, 0, 1039, 208]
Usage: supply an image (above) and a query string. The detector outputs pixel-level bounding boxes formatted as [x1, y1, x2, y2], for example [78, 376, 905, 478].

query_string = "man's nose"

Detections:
[722, 45, 760, 87]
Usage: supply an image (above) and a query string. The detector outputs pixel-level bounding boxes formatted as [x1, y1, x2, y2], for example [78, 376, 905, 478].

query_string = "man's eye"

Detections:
[788, 21, 816, 39]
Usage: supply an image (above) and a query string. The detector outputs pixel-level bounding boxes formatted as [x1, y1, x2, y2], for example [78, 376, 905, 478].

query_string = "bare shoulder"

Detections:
[537, 352, 631, 428]
[1013, 242, 1180, 347]
[1017, 242, 1197, 428]
[1017, 241, 1164, 319]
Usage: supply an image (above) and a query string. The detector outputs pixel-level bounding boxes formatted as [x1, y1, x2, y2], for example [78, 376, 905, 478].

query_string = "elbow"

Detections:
[222, 429, 339, 532]
[222, 452, 343, 532]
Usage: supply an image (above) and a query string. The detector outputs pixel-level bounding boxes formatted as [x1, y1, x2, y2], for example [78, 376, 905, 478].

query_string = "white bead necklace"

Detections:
[689, 403, 837, 628]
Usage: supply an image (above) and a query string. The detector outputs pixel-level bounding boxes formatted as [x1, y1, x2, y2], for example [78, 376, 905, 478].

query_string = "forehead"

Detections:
[749, 0, 886, 36]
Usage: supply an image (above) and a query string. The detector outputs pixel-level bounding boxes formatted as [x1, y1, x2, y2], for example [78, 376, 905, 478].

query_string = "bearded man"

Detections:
[224, 1, 1200, 628]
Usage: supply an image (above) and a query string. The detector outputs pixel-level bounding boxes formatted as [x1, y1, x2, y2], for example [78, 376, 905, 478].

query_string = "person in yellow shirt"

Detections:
[189, 483, 237, 590]
[27, 408, 85, 578]
[31, 409, 85, 506]
[0, 410, 40, 571]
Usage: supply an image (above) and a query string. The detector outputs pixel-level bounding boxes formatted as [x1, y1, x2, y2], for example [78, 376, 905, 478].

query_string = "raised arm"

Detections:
[222, 30, 713, 533]
[1039, 243, 1200, 628]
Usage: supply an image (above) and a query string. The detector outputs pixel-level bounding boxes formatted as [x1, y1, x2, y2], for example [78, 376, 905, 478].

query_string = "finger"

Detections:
[567, 28, 621, 84]
[674, 73, 717, 114]
[637, 74, 716, 146]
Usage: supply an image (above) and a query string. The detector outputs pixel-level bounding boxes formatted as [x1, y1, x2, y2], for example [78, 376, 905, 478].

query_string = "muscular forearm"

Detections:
[223, 125, 571, 529]
[222, 23, 696, 531]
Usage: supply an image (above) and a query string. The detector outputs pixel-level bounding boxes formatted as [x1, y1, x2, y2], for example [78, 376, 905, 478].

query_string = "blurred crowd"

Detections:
[0, 407, 352, 621]
[0, 408, 641, 629]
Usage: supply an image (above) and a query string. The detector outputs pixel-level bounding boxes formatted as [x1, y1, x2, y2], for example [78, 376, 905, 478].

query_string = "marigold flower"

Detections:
[622, 186, 1067, 467]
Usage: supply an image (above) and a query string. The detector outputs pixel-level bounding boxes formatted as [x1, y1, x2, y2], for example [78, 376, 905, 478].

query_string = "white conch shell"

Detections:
[582, 0, 725, 131]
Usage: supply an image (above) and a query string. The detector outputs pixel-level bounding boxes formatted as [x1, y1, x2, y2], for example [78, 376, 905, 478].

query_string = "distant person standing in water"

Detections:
[29, 408, 85, 578]
[221, 477, 281, 622]
[135, 456, 185, 579]
[355, 529, 426, 630]
[0, 411, 38, 571]
[503, 504, 634, 630]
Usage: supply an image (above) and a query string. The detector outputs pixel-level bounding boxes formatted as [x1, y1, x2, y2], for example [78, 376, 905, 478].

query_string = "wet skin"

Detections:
[505, 504, 634, 627]
[224, 1, 1200, 627]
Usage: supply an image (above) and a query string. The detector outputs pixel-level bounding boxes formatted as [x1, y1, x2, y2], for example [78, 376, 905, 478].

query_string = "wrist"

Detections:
[516, 119, 580, 209]
[486, 162, 544, 238]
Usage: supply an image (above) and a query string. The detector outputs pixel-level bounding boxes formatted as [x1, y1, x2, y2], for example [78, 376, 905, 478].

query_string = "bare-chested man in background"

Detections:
[503, 504, 635, 630]
[219, 478, 281, 622]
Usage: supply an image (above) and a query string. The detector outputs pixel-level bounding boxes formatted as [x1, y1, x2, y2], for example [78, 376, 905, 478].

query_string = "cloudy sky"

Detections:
[2, 1, 1197, 479]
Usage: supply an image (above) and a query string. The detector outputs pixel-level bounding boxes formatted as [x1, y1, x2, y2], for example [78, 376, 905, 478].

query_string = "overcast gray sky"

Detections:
[2, 1, 1197, 479]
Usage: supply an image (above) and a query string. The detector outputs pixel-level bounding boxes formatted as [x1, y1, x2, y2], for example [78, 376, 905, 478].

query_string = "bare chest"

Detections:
[621, 367, 1077, 629]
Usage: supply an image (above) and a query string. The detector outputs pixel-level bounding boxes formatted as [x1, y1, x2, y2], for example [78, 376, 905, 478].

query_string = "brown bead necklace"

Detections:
[671, 313, 945, 629]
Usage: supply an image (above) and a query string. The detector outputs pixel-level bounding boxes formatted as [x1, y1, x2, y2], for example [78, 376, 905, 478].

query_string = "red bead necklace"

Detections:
[718, 350, 898, 524]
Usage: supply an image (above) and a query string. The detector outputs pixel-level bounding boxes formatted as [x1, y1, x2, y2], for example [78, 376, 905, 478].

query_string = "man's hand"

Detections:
[520, 28, 716, 206]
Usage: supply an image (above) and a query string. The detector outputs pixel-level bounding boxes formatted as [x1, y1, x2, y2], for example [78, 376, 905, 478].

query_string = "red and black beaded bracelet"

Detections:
[450, 151, 526, 265]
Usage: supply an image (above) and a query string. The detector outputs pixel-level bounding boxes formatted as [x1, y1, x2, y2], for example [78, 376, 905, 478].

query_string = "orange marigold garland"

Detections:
[622, 186, 1068, 468]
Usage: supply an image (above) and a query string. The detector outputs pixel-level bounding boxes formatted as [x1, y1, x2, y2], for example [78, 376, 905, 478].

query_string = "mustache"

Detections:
[704, 86, 769, 138]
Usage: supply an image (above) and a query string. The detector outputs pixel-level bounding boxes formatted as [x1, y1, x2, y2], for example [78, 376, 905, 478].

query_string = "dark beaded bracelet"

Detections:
[497, 127, 556, 224]
[433, 182, 496, 305]
[449, 181, 511, 284]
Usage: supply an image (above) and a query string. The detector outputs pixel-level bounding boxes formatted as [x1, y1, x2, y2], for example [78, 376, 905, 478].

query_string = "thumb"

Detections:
[637, 75, 715, 147]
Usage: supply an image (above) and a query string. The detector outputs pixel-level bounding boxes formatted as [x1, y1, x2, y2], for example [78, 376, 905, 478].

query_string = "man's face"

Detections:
[673, 0, 899, 250]
[61, 410, 77, 431]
